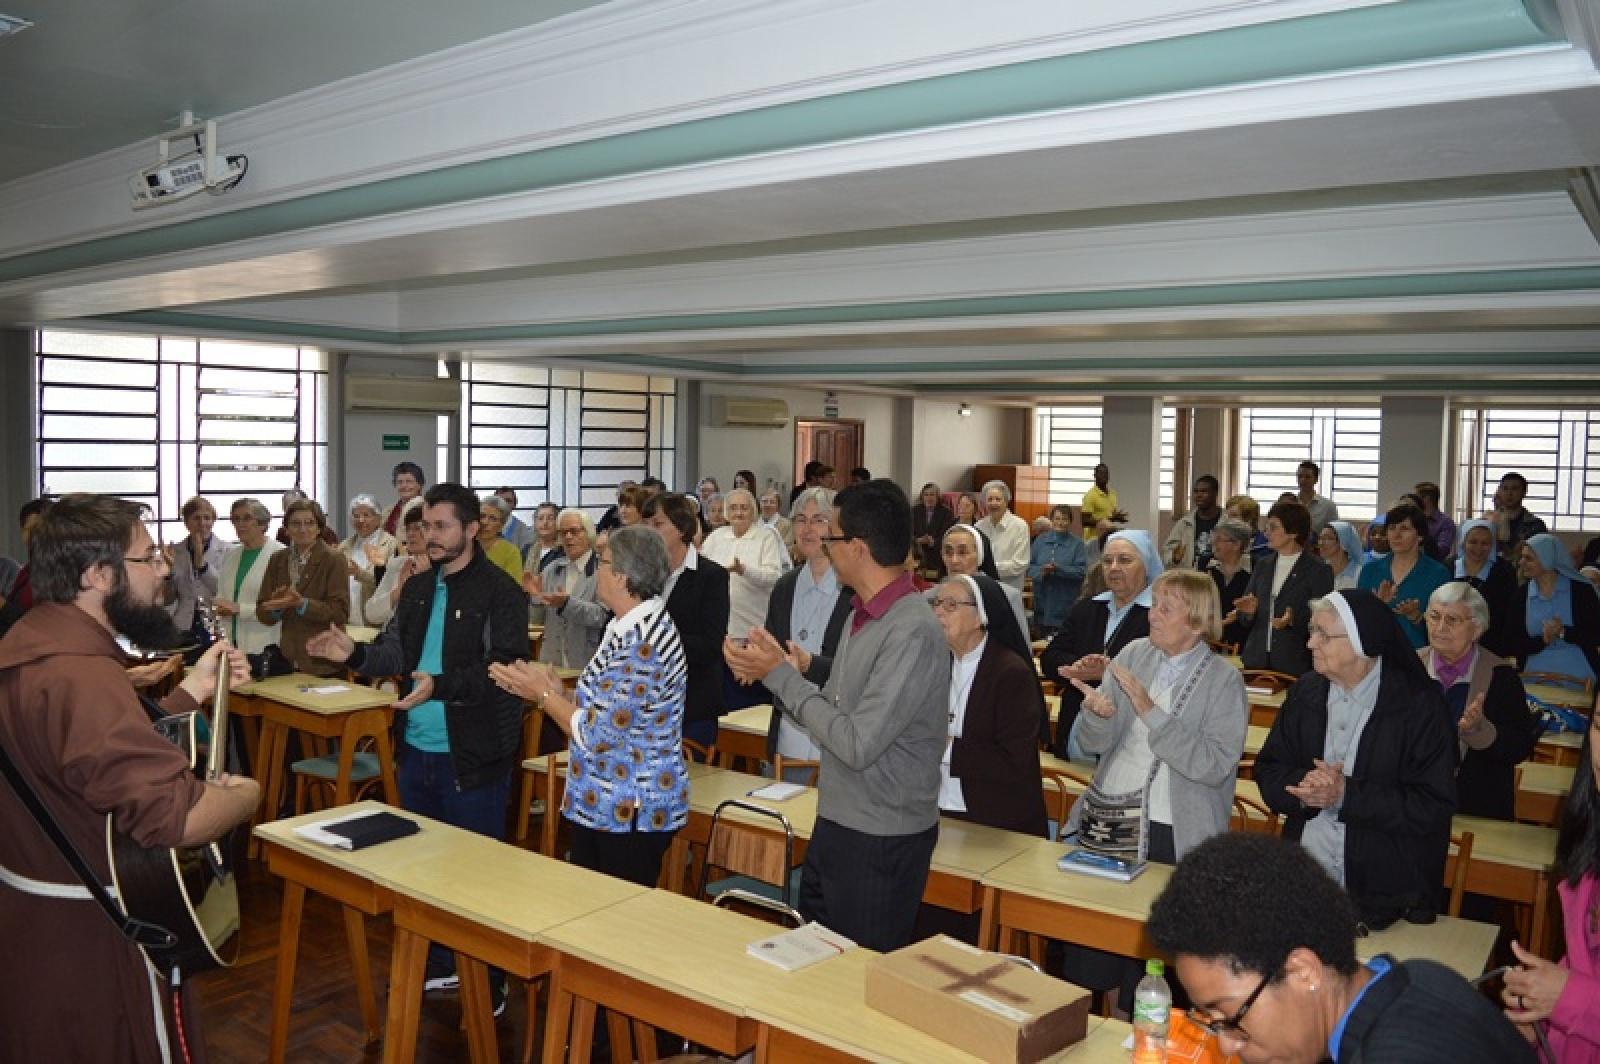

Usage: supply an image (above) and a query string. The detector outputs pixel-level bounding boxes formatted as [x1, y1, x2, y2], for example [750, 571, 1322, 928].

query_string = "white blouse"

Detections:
[701, 524, 784, 639]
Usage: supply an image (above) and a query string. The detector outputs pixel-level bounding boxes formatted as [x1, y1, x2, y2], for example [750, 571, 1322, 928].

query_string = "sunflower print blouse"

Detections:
[563, 597, 690, 833]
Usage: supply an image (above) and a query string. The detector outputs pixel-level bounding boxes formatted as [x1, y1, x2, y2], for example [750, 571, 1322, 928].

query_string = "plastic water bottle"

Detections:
[1132, 958, 1171, 1062]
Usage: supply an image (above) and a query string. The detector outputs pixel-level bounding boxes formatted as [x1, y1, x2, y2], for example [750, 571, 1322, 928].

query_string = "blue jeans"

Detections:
[397, 743, 511, 975]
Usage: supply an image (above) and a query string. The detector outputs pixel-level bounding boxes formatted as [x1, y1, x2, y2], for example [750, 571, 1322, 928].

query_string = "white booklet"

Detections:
[745, 781, 807, 801]
[746, 922, 856, 971]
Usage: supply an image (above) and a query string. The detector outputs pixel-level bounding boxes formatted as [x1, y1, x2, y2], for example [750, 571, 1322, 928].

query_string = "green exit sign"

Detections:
[382, 434, 411, 451]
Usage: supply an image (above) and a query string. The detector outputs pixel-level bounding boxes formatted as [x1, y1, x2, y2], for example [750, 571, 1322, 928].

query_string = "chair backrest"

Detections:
[713, 888, 803, 928]
[1231, 793, 1281, 835]
[1039, 766, 1092, 840]
[701, 799, 797, 907]
[772, 756, 819, 787]
[683, 738, 721, 767]
[1444, 830, 1475, 919]
[1207, 639, 1240, 656]
[1241, 669, 1298, 693]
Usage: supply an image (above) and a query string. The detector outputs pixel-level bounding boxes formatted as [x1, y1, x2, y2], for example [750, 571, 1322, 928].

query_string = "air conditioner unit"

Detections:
[345, 374, 459, 413]
[711, 396, 790, 428]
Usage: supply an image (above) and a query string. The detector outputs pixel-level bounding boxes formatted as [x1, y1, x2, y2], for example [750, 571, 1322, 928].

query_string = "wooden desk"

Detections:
[237, 673, 398, 856]
[1525, 682, 1594, 712]
[979, 839, 1498, 979]
[381, 827, 647, 1064]
[1535, 729, 1583, 767]
[716, 704, 774, 766]
[1245, 685, 1286, 728]
[253, 803, 444, 1062]
[1516, 763, 1575, 826]
[1244, 724, 1269, 759]
[748, 947, 1133, 1063]
[539, 889, 806, 1063]
[926, 817, 1044, 915]
[1453, 814, 1558, 954]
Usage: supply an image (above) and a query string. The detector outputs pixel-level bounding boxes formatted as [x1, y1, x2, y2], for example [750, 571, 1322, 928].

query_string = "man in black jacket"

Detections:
[642, 492, 730, 748]
[306, 481, 528, 1000]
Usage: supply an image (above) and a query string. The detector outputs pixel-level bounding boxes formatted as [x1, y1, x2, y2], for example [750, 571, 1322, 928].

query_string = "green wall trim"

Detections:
[2, 0, 1554, 286]
[97, 264, 1600, 348]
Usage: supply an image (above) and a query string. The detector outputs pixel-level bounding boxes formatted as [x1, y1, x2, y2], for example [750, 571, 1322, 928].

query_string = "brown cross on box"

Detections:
[918, 956, 1030, 1006]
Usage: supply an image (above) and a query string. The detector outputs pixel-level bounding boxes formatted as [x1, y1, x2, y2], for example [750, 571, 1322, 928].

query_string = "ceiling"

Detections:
[3, 0, 1600, 402]
[0, 0, 604, 184]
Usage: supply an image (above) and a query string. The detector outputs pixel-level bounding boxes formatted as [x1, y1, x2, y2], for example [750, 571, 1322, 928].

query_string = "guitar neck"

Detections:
[200, 603, 230, 781]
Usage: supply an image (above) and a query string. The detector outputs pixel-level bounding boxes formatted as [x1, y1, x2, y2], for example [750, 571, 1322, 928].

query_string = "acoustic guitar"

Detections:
[106, 604, 242, 975]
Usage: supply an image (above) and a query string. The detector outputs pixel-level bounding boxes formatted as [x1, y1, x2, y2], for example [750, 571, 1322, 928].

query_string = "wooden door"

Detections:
[794, 419, 864, 488]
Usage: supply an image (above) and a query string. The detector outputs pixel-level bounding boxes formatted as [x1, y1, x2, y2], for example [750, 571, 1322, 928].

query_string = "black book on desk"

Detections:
[295, 810, 419, 850]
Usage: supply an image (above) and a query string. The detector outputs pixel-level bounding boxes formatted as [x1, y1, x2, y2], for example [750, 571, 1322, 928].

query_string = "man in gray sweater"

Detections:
[727, 479, 949, 951]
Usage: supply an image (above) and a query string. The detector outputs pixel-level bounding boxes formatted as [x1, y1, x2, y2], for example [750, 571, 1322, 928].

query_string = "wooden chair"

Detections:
[772, 755, 819, 787]
[1040, 766, 1092, 841]
[682, 737, 721, 767]
[1230, 793, 1280, 835]
[1236, 757, 1257, 781]
[697, 799, 803, 927]
[1241, 669, 1298, 693]
[1207, 639, 1240, 656]
[1444, 830, 1475, 919]
[513, 702, 549, 844]
[290, 736, 384, 814]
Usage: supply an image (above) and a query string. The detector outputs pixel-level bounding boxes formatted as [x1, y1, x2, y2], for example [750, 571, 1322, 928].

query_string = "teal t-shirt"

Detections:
[403, 572, 451, 752]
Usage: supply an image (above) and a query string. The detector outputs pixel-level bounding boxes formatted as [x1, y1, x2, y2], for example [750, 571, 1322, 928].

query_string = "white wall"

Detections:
[693, 384, 1026, 499]
[910, 399, 1027, 492]
[694, 383, 899, 496]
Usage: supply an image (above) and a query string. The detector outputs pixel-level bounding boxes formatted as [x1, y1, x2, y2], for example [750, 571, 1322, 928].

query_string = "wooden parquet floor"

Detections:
[191, 856, 543, 1063]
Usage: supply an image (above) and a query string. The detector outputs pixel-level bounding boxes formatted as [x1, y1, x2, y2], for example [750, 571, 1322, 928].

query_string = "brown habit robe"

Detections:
[0, 602, 206, 1063]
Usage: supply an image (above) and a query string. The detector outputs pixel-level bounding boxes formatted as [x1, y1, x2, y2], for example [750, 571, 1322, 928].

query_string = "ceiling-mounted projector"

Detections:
[129, 112, 247, 209]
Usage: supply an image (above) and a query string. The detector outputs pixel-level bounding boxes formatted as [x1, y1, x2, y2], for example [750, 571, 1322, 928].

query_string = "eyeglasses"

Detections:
[1186, 969, 1275, 1043]
[1306, 627, 1349, 643]
[124, 549, 169, 569]
[931, 597, 977, 613]
[1424, 610, 1471, 631]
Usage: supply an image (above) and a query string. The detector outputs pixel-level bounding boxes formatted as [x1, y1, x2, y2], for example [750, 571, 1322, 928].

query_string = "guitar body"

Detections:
[107, 621, 244, 976]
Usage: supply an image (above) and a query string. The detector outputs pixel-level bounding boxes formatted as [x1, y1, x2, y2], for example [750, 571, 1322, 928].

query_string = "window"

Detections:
[1455, 406, 1600, 532]
[1034, 405, 1176, 513]
[36, 330, 328, 545]
[1237, 406, 1379, 518]
[462, 364, 675, 514]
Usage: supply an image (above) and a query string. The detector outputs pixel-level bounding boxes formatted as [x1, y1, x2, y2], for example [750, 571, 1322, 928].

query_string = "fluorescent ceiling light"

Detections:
[0, 13, 33, 37]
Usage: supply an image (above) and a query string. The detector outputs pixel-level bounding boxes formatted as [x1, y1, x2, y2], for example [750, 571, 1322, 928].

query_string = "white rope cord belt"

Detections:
[0, 859, 113, 901]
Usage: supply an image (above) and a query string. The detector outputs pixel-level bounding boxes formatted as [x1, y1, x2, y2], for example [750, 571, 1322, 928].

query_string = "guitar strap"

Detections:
[0, 683, 179, 951]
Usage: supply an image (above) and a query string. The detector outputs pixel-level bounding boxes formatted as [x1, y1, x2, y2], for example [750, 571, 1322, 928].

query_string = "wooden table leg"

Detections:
[977, 885, 998, 951]
[383, 926, 428, 1064]
[267, 879, 305, 1064]
[542, 969, 573, 1064]
[334, 717, 361, 806]
[515, 764, 537, 843]
[340, 906, 380, 1044]
[248, 719, 283, 859]
[373, 720, 400, 806]
[1532, 871, 1551, 958]
[665, 835, 690, 894]
[458, 954, 499, 1064]
[567, 998, 597, 1064]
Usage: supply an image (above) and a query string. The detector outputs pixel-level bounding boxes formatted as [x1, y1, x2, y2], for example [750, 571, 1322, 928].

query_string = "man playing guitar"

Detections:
[0, 494, 258, 1063]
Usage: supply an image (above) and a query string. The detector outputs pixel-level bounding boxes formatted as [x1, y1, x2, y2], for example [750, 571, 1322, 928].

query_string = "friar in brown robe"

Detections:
[0, 495, 257, 1063]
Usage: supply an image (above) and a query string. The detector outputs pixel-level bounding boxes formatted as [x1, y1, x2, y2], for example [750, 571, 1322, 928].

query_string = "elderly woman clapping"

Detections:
[1256, 589, 1457, 928]
[527, 508, 607, 670]
[490, 525, 688, 885]
[933, 572, 1049, 836]
[1041, 530, 1163, 758]
[1421, 582, 1539, 821]
[1065, 569, 1248, 864]
[340, 493, 398, 624]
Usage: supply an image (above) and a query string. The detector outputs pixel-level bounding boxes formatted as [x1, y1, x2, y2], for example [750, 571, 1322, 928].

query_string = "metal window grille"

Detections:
[1455, 407, 1600, 532]
[462, 364, 675, 515]
[1237, 406, 1380, 518]
[36, 330, 328, 544]
[1033, 405, 1176, 512]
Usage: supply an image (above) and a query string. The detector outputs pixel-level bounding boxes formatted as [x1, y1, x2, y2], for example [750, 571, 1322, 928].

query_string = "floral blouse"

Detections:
[562, 598, 690, 833]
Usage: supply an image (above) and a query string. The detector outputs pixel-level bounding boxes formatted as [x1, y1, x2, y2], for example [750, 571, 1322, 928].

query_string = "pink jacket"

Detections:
[1551, 874, 1600, 1062]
